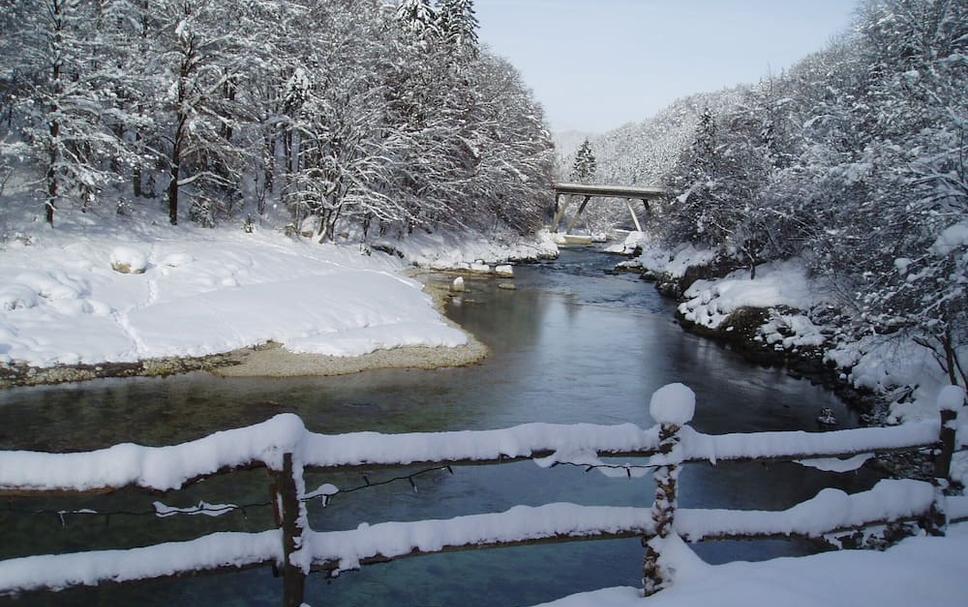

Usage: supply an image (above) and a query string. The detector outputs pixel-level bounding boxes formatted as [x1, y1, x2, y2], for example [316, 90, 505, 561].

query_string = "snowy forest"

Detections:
[566, 0, 967, 387]
[0, 0, 554, 239]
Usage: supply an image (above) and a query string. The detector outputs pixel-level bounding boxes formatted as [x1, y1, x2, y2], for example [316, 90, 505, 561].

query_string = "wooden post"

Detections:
[271, 453, 307, 607]
[922, 386, 965, 536]
[935, 408, 958, 481]
[643, 383, 694, 597]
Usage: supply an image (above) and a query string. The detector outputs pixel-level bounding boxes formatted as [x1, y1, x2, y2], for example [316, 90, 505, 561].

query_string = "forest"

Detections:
[566, 0, 967, 387]
[0, 0, 554, 239]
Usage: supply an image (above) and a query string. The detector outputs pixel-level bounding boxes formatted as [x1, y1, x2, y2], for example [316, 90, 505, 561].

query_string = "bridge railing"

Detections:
[0, 384, 962, 604]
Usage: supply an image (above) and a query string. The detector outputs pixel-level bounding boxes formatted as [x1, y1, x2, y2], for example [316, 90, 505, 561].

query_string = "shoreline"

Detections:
[0, 270, 489, 389]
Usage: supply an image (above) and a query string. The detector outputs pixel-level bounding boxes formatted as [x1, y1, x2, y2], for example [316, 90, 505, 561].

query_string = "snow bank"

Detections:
[614, 239, 716, 278]
[529, 524, 968, 607]
[825, 336, 963, 424]
[756, 311, 827, 351]
[0, 224, 467, 367]
[678, 259, 820, 330]
[382, 228, 558, 271]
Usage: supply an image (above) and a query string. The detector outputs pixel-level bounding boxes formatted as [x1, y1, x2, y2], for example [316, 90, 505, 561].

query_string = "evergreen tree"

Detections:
[570, 139, 597, 183]
[394, 0, 439, 38]
[438, 0, 479, 54]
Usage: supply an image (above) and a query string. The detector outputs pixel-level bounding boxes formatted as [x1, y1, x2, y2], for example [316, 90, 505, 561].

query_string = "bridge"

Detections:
[552, 182, 667, 234]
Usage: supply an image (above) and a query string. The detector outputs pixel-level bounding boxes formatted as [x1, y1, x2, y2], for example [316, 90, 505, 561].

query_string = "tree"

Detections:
[570, 139, 597, 183]
[2, 0, 129, 226]
[438, 0, 479, 56]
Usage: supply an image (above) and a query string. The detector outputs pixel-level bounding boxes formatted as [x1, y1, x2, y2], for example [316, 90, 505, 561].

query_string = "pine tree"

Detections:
[570, 139, 597, 183]
[438, 0, 479, 54]
[394, 0, 439, 38]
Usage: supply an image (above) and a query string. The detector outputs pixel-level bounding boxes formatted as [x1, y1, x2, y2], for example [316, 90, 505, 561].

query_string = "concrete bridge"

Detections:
[552, 182, 667, 234]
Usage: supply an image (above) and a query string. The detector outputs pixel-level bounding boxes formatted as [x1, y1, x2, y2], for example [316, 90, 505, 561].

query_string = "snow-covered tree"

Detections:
[438, 0, 479, 55]
[570, 139, 597, 183]
[2, 0, 130, 225]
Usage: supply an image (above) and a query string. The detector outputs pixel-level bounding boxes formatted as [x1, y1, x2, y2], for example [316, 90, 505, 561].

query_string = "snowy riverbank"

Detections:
[0, 207, 558, 386]
[612, 232, 964, 425]
[529, 523, 968, 607]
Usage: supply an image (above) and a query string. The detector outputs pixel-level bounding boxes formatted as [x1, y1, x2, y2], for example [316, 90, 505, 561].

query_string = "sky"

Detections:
[475, 0, 858, 134]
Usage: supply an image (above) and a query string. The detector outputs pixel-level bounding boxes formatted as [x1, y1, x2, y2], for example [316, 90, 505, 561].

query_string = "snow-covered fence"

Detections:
[0, 383, 961, 603]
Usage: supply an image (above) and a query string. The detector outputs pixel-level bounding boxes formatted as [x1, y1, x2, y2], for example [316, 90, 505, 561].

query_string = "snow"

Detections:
[794, 453, 873, 473]
[528, 524, 968, 607]
[613, 239, 716, 279]
[383, 228, 558, 271]
[679, 420, 938, 464]
[0, 414, 659, 492]
[108, 246, 148, 274]
[938, 385, 966, 412]
[310, 480, 937, 574]
[825, 336, 962, 425]
[675, 479, 934, 541]
[1, 480, 954, 594]
[0, 530, 280, 593]
[678, 260, 821, 330]
[0, 222, 467, 367]
[641, 243, 716, 279]
[757, 311, 827, 350]
[648, 383, 695, 426]
[931, 221, 968, 256]
[0, 406, 941, 493]
[309, 503, 654, 574]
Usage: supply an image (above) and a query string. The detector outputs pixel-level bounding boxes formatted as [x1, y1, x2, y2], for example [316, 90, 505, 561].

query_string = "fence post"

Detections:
[643, 384, 695, 597]
[923, 385, 966, 536]
[271, 452, 307, 607]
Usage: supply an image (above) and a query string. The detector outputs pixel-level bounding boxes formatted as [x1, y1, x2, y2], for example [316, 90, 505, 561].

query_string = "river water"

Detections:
[0, 248, 882, 606]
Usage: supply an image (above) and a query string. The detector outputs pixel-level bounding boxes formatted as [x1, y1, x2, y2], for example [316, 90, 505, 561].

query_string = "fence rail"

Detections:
[0, 383, 962, 605]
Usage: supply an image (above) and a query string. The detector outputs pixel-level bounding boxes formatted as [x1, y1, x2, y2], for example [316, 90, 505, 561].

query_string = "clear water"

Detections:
[0, 248, 882, 606]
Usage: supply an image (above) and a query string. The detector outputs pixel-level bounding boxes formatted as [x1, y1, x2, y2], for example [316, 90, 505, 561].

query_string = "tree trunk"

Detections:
[46, 118, 59, 226]
[168, 113, 185, 226]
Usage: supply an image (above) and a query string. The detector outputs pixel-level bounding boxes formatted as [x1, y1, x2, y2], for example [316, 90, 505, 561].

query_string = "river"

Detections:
[0, 248, 882, 606]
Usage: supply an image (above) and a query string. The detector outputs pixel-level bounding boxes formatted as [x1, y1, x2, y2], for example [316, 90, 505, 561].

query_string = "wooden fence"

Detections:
[0, 384, 963, 605]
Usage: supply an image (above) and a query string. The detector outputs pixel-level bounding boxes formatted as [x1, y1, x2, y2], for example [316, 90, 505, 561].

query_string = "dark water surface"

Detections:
[0, 248, 881, 606]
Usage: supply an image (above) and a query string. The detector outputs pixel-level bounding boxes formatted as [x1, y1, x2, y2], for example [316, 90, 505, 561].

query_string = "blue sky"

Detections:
[476, 0, 858, 133]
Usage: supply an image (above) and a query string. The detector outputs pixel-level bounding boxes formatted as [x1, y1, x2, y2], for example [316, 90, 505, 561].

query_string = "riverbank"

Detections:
[611, 233, 955, 420]
[531, 523, 968, 607]
[0, 203, 554, 388]
[608, 232, 967, 484]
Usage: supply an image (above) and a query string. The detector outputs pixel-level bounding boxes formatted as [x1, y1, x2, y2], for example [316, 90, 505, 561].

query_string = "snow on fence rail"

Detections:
[0, 383, 962, 605]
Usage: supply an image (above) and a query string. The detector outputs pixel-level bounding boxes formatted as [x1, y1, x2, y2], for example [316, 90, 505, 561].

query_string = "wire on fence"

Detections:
[1, 457, 656, 527]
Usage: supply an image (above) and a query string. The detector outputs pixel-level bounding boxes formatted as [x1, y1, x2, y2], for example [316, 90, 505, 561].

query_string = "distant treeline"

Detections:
[0, 0, 554, 238]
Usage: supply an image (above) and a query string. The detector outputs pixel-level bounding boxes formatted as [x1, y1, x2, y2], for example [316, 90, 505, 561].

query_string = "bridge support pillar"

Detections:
[551, 195, 573, 233]
[625, 198, 642, 232]
[563, 195, 592, 234]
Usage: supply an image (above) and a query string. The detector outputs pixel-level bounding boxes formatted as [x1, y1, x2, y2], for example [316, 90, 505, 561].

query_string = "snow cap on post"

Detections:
[649, 383, 695, 426]
[937, 385, 966, 412]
